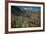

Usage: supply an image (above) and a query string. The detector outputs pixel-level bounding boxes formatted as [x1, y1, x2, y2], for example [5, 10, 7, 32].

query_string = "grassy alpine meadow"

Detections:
[11, 6, 41, 28]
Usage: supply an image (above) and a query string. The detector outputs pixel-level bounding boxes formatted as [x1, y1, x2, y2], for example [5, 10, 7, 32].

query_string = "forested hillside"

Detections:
[11, 6, 40, 28]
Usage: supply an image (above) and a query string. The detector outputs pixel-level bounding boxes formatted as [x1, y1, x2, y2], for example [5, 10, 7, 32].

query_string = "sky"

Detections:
[15, 6, 41, 11]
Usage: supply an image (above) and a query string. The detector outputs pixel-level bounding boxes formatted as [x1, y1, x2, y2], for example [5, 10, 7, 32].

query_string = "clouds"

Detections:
[15, 6, 41, 11]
